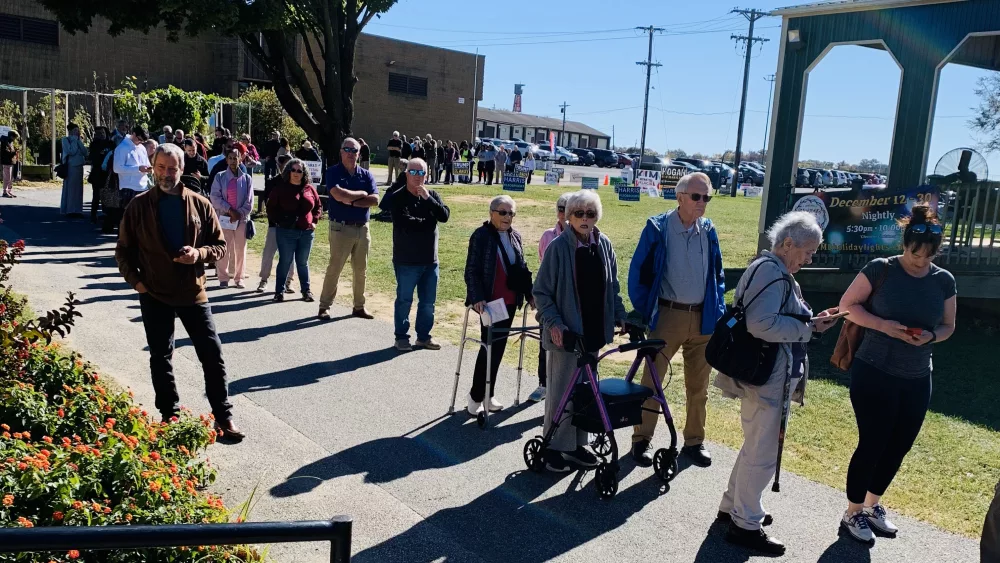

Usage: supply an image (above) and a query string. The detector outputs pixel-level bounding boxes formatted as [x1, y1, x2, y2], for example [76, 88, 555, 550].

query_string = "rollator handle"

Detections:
[617, 339, 665, 354]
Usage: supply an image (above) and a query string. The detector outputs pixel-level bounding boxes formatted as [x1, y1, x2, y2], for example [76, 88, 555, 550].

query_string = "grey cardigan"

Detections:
[714, 251, 814, 404]
[533, 226, 627, 351]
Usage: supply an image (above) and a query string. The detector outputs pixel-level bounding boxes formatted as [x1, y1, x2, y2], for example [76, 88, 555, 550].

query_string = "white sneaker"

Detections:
[467, 394, 484, 416]
[863, 504, 898, 535]
[841, 510, 875, 543]
[488, 397, 504, 412]
[527, 386, 546, 403]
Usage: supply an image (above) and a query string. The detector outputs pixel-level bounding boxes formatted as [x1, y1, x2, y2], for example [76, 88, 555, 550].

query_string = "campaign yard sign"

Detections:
[661, 186, 677, 200]
[553, 167, 565, 179]
[502, 172, 526, 192]
[453, 161, 471, 175]
[791, 186, 939, 255]
[304, 160, 323, 184]
[514, 166, 531, 178]
[610, 176, 627, 193]
[617, 186, 641, 202]
[534, 160, 552, 171]
[544, 171, 559, 185]
[636, 169, 661, 189]
[741, 185, 763, 197]
[581, 177, 600, 190]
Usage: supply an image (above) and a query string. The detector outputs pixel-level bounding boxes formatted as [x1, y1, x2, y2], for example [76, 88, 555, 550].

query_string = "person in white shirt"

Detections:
[112, 126, 152, 229]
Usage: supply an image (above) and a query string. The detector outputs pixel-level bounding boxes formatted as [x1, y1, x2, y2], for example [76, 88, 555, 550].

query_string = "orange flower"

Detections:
[149, 481, 162, 492]
[149, 452, 161, 461]
[57, 408, 65, 418]
[68, 550, 80, 559]
[161, 492, 171, 501]
[125, 513, 133, 522]
[0, 424, 8, 431]
[17, 462, 28, 471]
[16, 516, 33, 527]
[42, 436, 53, 444]
[52, 511, 64, 521]
[92, 502, 101, 513]
[2, 494, 13, 506]
[71, 501, 83, 510]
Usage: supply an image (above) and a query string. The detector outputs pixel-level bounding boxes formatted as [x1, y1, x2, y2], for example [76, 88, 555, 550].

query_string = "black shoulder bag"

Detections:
[705, 259, 800, 386]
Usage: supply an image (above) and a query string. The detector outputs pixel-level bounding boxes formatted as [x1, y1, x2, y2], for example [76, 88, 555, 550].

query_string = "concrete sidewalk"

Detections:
[0, 188, 980, 563]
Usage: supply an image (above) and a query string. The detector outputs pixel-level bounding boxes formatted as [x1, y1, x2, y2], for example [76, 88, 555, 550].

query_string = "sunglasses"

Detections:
[572, 210, 598, 219]
[557, 206, 566, 212]
[909, 224, 943, 235]
[493, 209, 516, 217]
[342, 147, 359, 154]
[289, 168, 304, 174]
[685, 193, 712, 202]
[407, 169, 427, 176]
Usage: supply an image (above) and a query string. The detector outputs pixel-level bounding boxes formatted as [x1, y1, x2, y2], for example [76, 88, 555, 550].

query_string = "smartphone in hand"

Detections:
[904, 327, 923, 338]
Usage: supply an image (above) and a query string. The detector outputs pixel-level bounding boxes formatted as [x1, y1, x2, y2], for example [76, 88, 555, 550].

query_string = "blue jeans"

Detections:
[393, 263, 439, 341]
[275, 228, 315, 296]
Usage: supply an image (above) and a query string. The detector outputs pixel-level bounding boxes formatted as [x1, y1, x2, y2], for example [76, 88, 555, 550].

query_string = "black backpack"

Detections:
[705, 259, 806, 386]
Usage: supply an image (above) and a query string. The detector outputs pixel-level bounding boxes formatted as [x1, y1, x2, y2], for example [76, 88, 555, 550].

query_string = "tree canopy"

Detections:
[38, 0, 399, 157]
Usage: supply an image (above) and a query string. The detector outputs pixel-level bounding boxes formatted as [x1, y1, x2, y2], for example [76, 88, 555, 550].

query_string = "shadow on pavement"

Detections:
[230, 346, 401, 395]
[815, 533, 873, 563]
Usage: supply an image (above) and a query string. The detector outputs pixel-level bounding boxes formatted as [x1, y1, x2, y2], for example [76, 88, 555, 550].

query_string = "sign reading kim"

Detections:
[791, 186, 939, 255]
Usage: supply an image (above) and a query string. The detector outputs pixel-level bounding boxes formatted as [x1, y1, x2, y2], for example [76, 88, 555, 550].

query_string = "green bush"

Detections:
[0, 240, 259, 563]
[233, 87, 306, 148]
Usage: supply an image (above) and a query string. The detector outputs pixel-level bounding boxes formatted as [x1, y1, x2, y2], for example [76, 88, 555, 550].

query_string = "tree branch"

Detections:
[262, 31, 327, 123]
[293, 20, 326, 91]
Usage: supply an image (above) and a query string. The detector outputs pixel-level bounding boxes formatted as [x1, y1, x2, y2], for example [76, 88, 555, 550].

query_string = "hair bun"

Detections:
[906, 202, 938, 227]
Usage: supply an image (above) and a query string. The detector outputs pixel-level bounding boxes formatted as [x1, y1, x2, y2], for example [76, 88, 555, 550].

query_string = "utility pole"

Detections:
[559, 101, 569, 147]
[762, 74, 776, 165]
[636, 25, 664, 164]
[730, 8, 770, 196]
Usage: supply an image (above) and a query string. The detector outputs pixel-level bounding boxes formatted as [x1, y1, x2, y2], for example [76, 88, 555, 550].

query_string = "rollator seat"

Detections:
[572, 379, 655, 433]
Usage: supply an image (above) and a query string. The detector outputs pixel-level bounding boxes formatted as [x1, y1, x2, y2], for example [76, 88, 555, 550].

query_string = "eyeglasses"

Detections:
[572, 210, 598, 219]
[407, 169, 427, 176]
[909, 224, 943, 235]
[493, 209, 516, 217]
[685, 193, 712, 202]
[557, 206, 566, 212]
[289, 168, 304, 174]
[342, 147, 359, 154]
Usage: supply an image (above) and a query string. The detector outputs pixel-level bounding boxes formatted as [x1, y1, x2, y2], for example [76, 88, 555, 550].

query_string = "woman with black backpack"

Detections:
[713, 211, 840, 556]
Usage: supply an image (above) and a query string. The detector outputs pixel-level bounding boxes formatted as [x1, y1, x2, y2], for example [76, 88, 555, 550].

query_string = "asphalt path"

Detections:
[0, 188, 980, 562]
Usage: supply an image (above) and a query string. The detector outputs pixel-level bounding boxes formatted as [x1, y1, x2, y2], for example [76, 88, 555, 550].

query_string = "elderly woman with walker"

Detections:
[712, 211, 840, 555]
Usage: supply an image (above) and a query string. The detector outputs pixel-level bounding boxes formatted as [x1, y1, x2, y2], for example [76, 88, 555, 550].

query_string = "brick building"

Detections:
[476, 108, 611, 150]
[0, 0, 485, 160]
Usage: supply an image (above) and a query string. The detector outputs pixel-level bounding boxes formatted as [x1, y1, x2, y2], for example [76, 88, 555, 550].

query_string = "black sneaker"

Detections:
[717, 510, 774, 527]
[682, 444, 712, 467]
[544, 450, 572, 473]
[561, 446, 600, 468]
[631, 440, 653, 467]
[302, 292, 315, 302]
[273, 293, 284, 303]
[725, 523, 785, 556]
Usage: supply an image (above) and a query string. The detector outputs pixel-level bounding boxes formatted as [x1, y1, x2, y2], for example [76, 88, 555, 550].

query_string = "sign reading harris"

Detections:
[502, 172, 526, 192]
[791, 186, 939, 255]
[581, 177, 600, 190]
[617, 186, 641, 202]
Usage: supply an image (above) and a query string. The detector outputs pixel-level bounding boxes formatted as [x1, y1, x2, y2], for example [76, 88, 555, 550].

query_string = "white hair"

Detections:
[152, 142, 184, 167]
[490, 194, 516, 212]
[564, 190, 603, 222]
[676, 172, 711, 194]
[556, 192, 570, 211]
[767, 211, 824, 250]
[392, 130, 399, 136]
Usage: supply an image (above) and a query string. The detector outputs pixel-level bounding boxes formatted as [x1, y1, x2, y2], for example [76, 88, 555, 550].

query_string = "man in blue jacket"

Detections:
[628, 172, 726, 468]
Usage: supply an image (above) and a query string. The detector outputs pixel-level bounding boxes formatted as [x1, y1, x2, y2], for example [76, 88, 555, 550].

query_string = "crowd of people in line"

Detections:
[385, 131, 538, 187]
[3, 119, 995, 559]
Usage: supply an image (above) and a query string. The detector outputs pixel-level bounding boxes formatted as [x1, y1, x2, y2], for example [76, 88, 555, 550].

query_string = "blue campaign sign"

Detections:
[502, 173, 526, 192]
[582, 177, 599, 190]
[617, 186, 641, 202]
[661, 187, 677, 200]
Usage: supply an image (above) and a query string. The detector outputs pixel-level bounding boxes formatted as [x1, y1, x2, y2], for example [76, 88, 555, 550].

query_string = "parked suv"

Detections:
[570, 148, 596, 166]
[589, 148, 619, 168]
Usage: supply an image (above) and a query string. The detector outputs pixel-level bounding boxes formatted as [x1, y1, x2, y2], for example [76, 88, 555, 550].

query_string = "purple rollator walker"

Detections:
[522, 332, 680, 499]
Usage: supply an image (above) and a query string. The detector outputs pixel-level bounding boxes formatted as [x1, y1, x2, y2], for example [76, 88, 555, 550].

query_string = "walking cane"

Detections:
[772, 372, 793, 493]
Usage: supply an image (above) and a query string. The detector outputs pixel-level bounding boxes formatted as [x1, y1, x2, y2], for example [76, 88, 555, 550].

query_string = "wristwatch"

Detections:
[928, 329, 937, 343]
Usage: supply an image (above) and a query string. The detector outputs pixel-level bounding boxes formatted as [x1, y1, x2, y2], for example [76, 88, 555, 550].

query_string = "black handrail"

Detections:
[0, 517, 352, 563]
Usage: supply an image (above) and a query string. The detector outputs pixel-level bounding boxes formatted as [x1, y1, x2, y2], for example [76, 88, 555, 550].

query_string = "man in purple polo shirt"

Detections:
[317, 137, 379, 320]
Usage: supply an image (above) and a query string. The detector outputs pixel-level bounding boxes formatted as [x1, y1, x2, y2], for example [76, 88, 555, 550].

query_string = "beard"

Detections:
[153, 172, 179, 191]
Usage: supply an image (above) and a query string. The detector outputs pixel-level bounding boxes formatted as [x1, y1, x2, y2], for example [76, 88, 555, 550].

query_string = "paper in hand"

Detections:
[480, 298, 510, 327]
[218, 215, 238, 231]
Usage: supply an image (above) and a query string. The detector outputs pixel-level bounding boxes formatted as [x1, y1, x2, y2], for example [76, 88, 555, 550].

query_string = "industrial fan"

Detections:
[928, 147, 989, 185]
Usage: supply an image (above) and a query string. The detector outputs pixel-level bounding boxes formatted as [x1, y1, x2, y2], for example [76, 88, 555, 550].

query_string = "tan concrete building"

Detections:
[0, 0, 485, 160]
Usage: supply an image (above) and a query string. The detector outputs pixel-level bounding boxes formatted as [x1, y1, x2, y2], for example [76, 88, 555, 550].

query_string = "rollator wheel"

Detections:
[594, 463, 619, 500]
[590, 432, 614, 459]
[476, 411, 487, 429]
[653, 448, 679, 483]
[523, 438, 544, 473]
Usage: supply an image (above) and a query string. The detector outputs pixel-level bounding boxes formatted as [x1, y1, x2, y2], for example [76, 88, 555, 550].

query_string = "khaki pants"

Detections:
[984, 479, 1000, 563]
[217, 221, 247, 284]
[633, 306, 712, 447]
[387, 156, 400, 181]
[318, 221, 370, 310]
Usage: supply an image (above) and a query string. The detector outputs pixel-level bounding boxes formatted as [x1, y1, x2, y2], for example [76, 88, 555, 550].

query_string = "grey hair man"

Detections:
[158, 125, 173, 145]
[386, 130, 403, 183]
[628, 171, 727, 468]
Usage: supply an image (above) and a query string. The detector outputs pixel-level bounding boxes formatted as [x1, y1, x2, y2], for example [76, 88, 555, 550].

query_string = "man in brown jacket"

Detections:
[115, 143, 244, 441]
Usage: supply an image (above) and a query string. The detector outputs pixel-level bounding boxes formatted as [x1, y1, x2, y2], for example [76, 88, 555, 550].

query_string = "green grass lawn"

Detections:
[248, 182, 998, 537]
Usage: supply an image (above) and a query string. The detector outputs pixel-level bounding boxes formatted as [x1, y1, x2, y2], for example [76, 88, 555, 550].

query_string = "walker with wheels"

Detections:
[448, 306, 541, 429]
[522, 330, 679, 499]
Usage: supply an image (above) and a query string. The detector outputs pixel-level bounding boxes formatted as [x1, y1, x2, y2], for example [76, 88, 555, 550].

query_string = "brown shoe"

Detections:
[318, 308, 332, 321]
[352, 308, 374, 319]
[215, 420, 245, 443]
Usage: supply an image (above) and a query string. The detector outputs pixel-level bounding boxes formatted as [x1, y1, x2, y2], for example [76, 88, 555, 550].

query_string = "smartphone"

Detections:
[905, 327, 923, 337]
[810, 310, 849, 322]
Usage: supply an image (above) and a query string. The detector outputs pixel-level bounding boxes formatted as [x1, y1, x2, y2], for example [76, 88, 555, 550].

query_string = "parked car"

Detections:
[533, 148, 553, 161]
[713, 162, 735, 189]
[745, 161, 766, 173]
[738, 164, 764, 186]
[589, 148, 619, 168]
[638, 155, 671, 172]
[553, 147, 579, 165]
[570, 148, 596, 166]
[672, 157, 713, 171]
[795, 168, 811, 187]
[669, 160, 701, 173]
[616, 153, 633, 169]
[513, 141, 538, 158]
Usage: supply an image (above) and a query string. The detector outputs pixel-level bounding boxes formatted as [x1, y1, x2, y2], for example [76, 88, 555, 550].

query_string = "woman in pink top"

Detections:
[210, 149, 254, 288]
[528, 193, 570, 403]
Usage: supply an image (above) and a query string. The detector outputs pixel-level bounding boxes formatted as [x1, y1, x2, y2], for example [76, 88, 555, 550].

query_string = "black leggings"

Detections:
[470, 304, 517, 402]
[537, 346, 546, 387]
[846, 359, 931, 504]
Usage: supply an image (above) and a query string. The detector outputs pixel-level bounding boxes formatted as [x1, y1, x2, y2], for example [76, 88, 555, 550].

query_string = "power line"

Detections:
[729, 7, 771, 196]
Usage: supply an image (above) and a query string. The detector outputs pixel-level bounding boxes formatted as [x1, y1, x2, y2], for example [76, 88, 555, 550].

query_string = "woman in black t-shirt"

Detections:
[837, 204, 957, 544]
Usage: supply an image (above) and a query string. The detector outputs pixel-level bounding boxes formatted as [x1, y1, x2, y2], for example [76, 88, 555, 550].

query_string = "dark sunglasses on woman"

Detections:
[909, 224, 943, 235]
[493, 209, 515, 217]
[289, 168, 304, 174]
[572, 210, 598, 219]
[686, 193, 712, 202]
[407, 169, 427, 176]
[342, 147, 359, 154]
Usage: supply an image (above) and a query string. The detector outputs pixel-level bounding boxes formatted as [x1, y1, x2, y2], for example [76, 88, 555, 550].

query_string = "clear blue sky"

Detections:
[367, 0, 996, 178]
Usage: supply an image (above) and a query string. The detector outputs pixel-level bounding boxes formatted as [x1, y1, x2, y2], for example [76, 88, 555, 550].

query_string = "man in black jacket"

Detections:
[379, 157, 450, 351]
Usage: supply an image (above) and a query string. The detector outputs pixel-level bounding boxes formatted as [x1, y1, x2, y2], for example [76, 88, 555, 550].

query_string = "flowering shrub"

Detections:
[0, 240, 258, 562]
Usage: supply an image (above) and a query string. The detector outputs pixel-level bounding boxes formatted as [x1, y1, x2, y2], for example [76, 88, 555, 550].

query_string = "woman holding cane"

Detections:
[714, 211, 839, 555]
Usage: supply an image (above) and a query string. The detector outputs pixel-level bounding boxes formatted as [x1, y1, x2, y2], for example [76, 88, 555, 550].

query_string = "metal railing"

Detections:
[938, 182, 1000, 271]
[0, 518, 352, 562]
